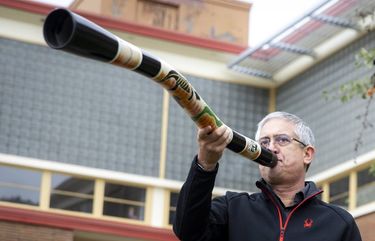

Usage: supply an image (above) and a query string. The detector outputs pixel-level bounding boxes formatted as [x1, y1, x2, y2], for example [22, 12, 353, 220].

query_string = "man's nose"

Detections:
[268, 140, 279, 153]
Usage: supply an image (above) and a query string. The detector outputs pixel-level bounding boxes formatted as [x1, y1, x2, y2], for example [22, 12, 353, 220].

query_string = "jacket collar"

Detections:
[256, 178, 321, 205]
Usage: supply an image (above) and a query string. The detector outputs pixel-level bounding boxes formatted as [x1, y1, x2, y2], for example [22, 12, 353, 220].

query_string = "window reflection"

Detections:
[329, 176, 349, 209]
[169, 192, 179, 225]
[50, 174, 94, 213]
[357, 168, 375, 206]
[0, 165, 41, 206]
[103, 183, 146, 220]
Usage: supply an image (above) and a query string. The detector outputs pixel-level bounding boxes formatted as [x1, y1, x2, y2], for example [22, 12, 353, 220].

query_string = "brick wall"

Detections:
[356, 212, 375, 241]
[0, 221, 73, 241]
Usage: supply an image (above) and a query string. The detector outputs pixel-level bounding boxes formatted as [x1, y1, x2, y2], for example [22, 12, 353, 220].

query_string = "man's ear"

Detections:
[303, 146, 315, 166]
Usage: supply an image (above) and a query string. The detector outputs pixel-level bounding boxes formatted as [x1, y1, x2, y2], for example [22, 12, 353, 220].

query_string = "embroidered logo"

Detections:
[304, 218, 313, 228]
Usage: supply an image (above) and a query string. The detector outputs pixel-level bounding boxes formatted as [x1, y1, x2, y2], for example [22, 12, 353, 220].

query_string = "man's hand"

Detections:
[197, 125, 232, 171]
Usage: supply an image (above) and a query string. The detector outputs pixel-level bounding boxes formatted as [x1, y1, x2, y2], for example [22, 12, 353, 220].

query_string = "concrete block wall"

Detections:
[0, 37, 269, 191]
[277, 31, 375, 176]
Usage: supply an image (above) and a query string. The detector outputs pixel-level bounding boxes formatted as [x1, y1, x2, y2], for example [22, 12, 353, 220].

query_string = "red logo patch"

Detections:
[304, 218, 313, 228]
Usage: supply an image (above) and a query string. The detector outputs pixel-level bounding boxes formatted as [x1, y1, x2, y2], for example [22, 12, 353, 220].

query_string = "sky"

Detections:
[246, 0, 324, 46]
[32, 0, 325, 46]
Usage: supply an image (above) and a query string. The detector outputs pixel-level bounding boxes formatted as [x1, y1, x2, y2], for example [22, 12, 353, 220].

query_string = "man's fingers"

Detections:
[198, 125, 220, 141]
[198, 126, 213, 139]
[216, 126, 232, 147]
[197, 125, 231, 147]
[197, 125, 231, 167]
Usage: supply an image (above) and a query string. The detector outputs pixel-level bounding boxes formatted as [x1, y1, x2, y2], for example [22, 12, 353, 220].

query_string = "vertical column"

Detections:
[39, 171, 51, 210]
[159, 90, 170, 179]
[145, 186, 154, 225]
[322, 182, 330, 203]
[268, 88, 276, 113]
[148, 187, 167, 227]
[93, 179, 105, 217]
[348, 171, 357, 211]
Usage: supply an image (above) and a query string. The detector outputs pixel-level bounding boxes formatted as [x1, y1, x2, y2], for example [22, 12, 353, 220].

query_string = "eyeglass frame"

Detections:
[258, 133, 307, 149]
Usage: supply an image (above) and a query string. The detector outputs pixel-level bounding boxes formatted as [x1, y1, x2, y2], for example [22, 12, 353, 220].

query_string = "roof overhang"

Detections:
[228, 0, 375, 86]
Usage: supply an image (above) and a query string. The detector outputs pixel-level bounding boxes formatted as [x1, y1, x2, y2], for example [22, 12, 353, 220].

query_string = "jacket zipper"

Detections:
[262, 188, 323, 241]
[279, 228, 285, 241]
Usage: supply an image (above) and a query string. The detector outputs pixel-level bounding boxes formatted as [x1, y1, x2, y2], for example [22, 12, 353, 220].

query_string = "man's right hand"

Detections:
[197, 125, 232, 171]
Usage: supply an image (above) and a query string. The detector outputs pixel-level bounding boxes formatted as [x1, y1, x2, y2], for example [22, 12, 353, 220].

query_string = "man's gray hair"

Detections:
[255, 111, 315, 147]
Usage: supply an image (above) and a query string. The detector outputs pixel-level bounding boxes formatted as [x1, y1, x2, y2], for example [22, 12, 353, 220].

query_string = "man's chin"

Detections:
[263, 169, 284, 182]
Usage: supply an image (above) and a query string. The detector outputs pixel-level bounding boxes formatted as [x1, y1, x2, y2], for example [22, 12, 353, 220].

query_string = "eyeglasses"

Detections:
[258, 134, 307, 149]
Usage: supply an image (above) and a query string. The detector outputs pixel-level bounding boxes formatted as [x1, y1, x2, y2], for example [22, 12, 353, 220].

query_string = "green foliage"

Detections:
[370, 163, 375, 176]
[322, 47, 375, 177]
[355, 48, 375, 69]
[323, 48, 375, 103]
[322, 78, 371, 103]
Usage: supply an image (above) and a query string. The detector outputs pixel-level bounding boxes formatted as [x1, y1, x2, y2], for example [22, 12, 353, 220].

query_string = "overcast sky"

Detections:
[247, 0, 324, 46]
[32, 0, 325, 46]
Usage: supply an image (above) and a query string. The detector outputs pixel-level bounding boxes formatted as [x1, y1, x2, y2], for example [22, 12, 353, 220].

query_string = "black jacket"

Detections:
[173, 158, 362, 241]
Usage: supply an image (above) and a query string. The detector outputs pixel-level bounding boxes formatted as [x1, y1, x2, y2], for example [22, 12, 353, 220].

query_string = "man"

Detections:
[173, 111, 362, 241]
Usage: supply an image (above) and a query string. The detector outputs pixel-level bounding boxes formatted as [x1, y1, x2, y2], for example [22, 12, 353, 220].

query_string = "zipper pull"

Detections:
[279, 228, 285, 241]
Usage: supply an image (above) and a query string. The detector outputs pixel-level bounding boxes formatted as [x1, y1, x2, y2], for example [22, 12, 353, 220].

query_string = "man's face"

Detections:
[258, 118, 313, 185]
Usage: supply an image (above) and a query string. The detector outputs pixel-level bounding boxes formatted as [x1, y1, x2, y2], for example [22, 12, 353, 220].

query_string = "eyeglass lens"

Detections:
[259, 134, 299, 148]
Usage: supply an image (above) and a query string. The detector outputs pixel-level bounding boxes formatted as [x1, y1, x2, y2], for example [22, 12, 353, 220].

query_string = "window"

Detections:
[50, 174, 94, 213]
[103, 183, 146, 220]
[136, 0, 179, 30]
[169, 191, 179, 225]
[329, 176, 349, 209]
[0, 165, 41, 206]
[357, 168, 375, 206]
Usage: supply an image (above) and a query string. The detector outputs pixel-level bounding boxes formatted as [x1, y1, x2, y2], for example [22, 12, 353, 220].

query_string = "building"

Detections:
[0, 0, 374, 241]
[70, 0, 251, 45]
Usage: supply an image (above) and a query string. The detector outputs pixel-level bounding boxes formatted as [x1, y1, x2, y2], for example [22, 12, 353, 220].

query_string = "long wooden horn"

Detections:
[43, 8, 277, 167]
